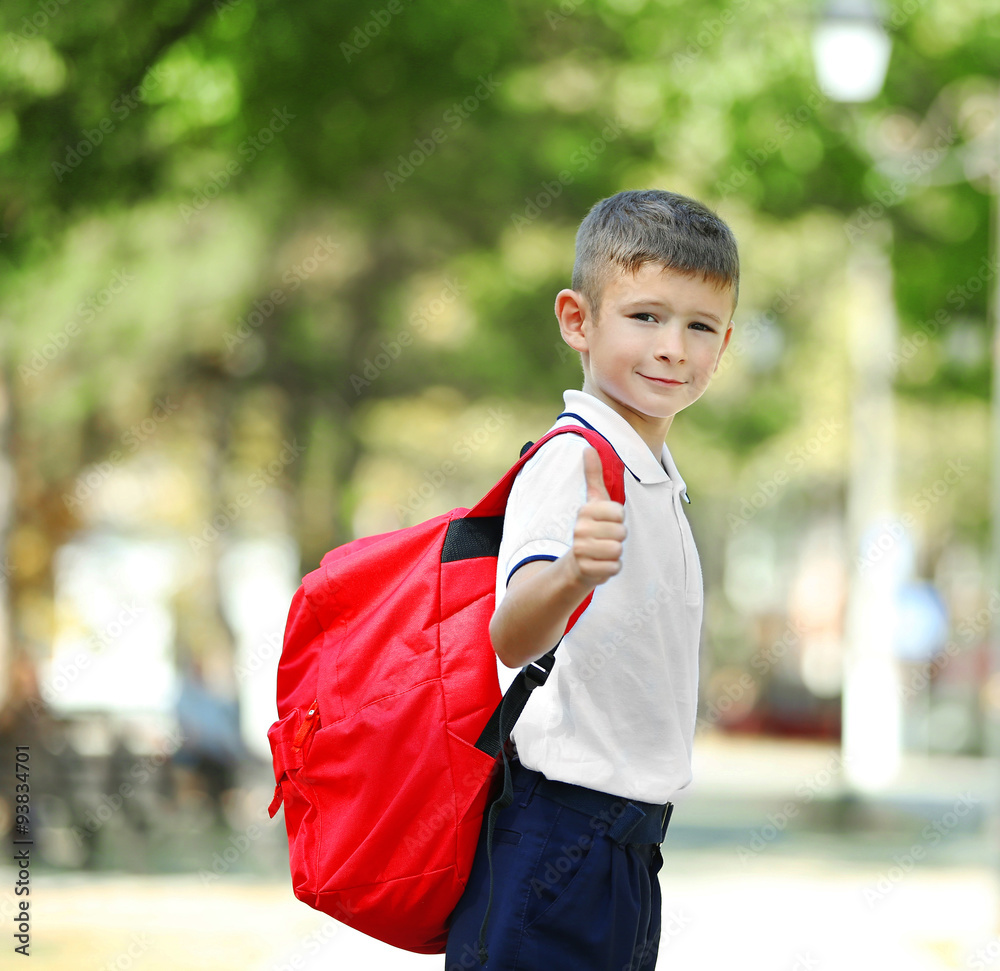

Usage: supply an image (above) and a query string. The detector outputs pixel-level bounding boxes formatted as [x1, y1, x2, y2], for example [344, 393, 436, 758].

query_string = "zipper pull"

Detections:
[292, 701, 319, 749]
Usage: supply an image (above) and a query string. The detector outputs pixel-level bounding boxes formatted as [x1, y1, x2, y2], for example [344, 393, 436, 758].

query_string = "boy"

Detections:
[445, 189, 739, 970]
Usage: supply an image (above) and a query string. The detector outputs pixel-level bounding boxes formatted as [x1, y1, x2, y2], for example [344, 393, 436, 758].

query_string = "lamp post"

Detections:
[811, 0, 901, 793]
[987, 87, 1000, 816]
[841, 236, 903, 793]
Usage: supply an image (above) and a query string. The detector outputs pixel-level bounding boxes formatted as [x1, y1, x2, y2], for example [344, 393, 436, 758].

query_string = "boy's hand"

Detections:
[491, 444, 625, 668]
[570, 446, 626, 587]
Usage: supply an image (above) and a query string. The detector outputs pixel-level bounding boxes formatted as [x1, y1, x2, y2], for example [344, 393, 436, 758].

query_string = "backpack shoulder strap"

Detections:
[468, 422, 626, 637]
[469, 423, 625, 518]
[471, 422, 628, 960]
[472, 421, 627, 756]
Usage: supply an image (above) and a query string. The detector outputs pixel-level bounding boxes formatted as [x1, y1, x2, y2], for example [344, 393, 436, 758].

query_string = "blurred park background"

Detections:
[1, 0, 999, 967]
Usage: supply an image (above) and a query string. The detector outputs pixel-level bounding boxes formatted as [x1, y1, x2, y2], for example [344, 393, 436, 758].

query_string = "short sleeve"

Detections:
[495, 432, 590, 610]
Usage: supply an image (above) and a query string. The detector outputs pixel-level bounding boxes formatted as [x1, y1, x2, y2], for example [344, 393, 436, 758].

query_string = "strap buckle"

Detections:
[523, 649, 556, 688]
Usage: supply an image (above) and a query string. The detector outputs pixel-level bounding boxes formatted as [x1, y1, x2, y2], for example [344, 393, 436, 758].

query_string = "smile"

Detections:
[639, 373, 684, 386]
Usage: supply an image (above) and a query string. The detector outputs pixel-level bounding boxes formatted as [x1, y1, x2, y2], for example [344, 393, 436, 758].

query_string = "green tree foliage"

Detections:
[0, 0, 997, 593]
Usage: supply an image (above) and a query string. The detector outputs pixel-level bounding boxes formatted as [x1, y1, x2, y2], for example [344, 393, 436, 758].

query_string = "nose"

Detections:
[654, 323, 686, 364]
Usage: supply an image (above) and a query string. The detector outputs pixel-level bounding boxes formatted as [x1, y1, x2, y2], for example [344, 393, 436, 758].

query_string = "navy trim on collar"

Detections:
[556, 412, 641, 483]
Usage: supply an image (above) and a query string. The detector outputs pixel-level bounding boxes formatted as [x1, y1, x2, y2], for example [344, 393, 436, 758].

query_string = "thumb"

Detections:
[582, 446, 609, 502]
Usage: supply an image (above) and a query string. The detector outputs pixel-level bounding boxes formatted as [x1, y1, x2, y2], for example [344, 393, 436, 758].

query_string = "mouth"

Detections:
[639, 373, 684, 386]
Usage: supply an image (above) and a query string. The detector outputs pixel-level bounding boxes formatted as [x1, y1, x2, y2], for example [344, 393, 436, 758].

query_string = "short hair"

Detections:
[572, 189, 740, 315]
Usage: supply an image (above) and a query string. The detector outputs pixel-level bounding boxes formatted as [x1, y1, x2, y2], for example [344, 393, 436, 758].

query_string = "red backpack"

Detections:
[267, 422, 625, 954]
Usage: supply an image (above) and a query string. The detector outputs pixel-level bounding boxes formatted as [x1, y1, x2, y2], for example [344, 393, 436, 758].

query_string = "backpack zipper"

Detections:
[292, 701, 320, 750]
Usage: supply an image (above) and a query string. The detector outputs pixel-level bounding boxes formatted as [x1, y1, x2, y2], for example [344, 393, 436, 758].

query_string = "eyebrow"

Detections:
[622, 298, 724, 326]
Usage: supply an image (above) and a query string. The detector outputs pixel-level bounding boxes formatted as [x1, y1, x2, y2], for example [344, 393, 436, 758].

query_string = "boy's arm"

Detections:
[490, 446, 625, 669]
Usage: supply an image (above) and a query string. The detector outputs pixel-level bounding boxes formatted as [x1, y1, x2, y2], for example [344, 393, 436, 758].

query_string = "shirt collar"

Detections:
[558, 390, 688, 496]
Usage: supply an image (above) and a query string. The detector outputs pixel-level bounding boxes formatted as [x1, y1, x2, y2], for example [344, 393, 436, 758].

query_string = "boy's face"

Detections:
[557, 262, 735, 448]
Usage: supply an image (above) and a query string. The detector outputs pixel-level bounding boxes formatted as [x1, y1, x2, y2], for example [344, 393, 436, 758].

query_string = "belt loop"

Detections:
[607, 802, 646, 844]
[517, 765, 541, 808]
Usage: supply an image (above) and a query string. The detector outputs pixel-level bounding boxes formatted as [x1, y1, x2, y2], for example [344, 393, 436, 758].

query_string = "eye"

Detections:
[632, 312, 657, 323]
[690, 321, 715, 332]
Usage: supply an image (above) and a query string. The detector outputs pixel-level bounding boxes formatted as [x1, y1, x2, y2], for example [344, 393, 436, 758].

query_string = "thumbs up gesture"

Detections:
[570, 446, 626, 587]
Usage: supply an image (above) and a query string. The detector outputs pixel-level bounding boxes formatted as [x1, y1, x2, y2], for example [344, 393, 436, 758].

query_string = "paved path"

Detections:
[6, 736, 998, 969]
[5, 851, 997, 971]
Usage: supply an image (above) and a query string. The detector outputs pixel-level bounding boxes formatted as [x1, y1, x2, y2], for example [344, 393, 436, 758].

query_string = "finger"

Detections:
[577, 537, 624, 563]
[579, 519, 626, 541]
[583, 446, 609, 502]
[581, 501, 625, 525]
[576, 544, 623, 580]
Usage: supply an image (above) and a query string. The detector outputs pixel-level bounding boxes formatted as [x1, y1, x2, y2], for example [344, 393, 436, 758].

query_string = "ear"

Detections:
[555, 289, 591, 353]
[713, 320, 734, 372]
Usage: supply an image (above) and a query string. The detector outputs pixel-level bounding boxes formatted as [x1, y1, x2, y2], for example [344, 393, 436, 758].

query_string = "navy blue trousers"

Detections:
[445, 762, 664, 971]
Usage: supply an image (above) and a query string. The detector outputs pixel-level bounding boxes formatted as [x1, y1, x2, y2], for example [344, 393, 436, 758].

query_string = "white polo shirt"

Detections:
[495, 389, 703, 804]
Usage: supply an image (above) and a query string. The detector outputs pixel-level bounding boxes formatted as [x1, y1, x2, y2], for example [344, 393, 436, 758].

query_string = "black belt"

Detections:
[512, 760, 673, 846]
